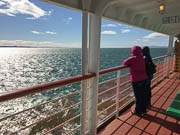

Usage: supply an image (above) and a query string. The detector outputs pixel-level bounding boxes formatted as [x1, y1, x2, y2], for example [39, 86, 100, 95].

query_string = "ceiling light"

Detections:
[159, 4, 165, 14]
[159, 0, 165, 15]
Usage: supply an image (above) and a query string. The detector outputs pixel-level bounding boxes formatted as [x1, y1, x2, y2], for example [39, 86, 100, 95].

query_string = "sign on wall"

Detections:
[162, 16, 180, 24]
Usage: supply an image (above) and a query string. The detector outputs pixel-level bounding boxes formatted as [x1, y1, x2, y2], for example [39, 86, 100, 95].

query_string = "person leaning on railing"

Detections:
[123, 46, 148, 116]
[142, 46, 155, 109]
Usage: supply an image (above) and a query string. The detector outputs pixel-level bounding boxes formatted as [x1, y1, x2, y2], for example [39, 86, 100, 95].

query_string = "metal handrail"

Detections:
[98, 85, 117, 96]
[97, 55, 170, 124]
[0, 65, 129, 103]
[43, 114, 81, 135]
[0, 73, 96, 102]
[99, 65, 128, 75]
[0, 55, 168, 103]
[0, 54, 173, 135]
[98, 95, 116, 107]
[66, 125, 81, 134]
[152, 55, 168, 60]
[0, 90, 81, 121]
[98, 102, 116, 116]
[13, 101, 82, 134]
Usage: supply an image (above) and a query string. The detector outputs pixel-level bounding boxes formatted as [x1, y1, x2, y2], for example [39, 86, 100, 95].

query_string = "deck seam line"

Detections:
[112, 118, 152, 135]
[153, 78, 177, 99]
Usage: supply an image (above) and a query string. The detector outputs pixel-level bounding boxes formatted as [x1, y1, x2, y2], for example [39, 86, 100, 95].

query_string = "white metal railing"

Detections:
[0, 55, 174, 135]
[96, 55, 173, 128]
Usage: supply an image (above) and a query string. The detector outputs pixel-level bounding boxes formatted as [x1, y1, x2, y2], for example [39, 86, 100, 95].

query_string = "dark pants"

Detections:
[132, 80, 147, 114]
[146, 75, 153, 107]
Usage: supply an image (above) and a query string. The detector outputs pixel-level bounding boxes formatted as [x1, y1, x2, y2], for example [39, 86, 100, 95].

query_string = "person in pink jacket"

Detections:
[123, 46, 148, 115]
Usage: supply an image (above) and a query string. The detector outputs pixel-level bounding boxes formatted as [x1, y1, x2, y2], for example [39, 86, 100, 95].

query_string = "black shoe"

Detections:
[147, 104, 152, 109]
[142, 110, 147, 114]
[131, 110, 142, 116]
[146, 102, 151, 109]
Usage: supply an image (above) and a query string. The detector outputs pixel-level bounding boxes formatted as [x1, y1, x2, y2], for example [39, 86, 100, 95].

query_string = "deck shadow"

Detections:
[142, 107, 180, 134]
[150, 106, 180, 120]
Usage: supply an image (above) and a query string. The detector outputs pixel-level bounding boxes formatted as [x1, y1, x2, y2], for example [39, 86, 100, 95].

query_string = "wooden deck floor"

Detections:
[98, 72, 180, 135]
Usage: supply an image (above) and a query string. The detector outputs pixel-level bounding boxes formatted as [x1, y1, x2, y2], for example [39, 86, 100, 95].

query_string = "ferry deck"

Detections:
[98, 72, 180, 135]
[0, 0, 180, 135]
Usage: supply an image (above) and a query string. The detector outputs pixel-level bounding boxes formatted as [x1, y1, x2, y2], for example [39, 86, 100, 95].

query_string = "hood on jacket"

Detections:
[142, 46, 150, 57]
[131, 46, 142, 56]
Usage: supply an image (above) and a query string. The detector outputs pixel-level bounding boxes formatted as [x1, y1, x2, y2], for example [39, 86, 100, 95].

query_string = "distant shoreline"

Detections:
[0, 46, 63, 48]
[0, 46, 168, 48]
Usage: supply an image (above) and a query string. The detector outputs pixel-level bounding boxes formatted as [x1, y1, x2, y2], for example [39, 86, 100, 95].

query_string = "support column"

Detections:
[87, 14, 102, 135]
[167, 35, 174, 77]
[81, 11, 88, 135]
[116, 70, 120, 118]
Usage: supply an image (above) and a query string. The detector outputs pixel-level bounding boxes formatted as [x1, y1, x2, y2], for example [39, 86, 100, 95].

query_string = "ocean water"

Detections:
[0, 48, 168, 117]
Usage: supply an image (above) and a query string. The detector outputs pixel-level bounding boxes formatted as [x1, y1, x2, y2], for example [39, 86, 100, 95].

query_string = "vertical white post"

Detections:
[163, 57, 166, 79]
[167, 35, 174, 77]
[116, 70, 120, 118]
[172, 54, 175, 71]
[81, 11, 88, 135]
[87, 14, 101, 135]
[157, 59, 160, 84]
[158, 59, 161, 83]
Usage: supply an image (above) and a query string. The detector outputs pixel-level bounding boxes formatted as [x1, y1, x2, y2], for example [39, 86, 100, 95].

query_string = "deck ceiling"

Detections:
[41, 0, 180, 36]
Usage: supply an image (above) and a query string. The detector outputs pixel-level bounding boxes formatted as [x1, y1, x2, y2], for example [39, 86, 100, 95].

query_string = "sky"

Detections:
[0, 0, 173, 48]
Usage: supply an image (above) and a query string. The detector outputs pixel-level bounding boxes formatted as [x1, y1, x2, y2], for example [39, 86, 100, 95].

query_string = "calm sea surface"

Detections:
[0, 48, 168, 117]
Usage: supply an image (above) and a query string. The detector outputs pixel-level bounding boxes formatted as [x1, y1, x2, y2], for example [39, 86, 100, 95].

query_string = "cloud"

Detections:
[143, 39, 149, 42]
[144, 32, 166, 39]
[0, 40, 52, 47]
[31, 31, 43, 35]
[26, 17, 37, 20]
[31, 31, 56, 35]
[0, 40, 80, 48]
[102, 24, 117, 27]
[121, 29, 131, 33]
[134, 38, 149, 43]
[101, 31, 117, 35]
[63, 17, 73, 24]
[0, 0, 52, 19]
[45, 31, 56, 35]
[0, 1, 5, 6]
[133, 39, 140, 43]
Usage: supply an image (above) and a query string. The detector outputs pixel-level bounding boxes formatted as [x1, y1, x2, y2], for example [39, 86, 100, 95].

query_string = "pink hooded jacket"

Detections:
[123, 46, 147, 82]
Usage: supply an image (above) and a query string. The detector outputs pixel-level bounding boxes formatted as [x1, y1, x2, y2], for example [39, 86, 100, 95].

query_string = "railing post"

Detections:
[81, 11, 88, 135]
[170, 55, 172, 72]
[157, 59, 160, 84]
[167, 35, 174, 77]
[167, 55, 172, 77]
[172, 54, 175, 71]
[87, 14, 101, 135]
[169, 55, 172, 73]
[163, 57, 167, 79]
[171, 54, 175, 72]
[116, 70, 120, 118]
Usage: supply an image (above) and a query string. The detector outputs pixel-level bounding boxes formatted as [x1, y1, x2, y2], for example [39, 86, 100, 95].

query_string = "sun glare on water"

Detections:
[0, 48, 20, 56]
